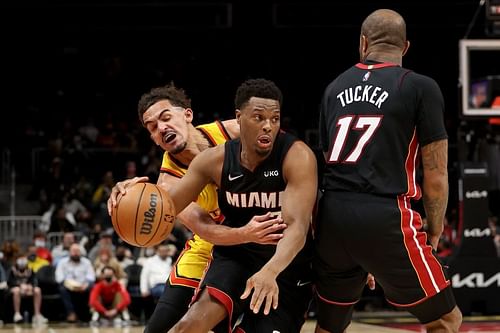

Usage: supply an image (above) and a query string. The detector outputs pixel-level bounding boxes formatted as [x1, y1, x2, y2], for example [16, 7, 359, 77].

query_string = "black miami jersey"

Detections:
[319, 61, 448, 198]
[198, 131, 313, 333]
[217, 131, 312, 269]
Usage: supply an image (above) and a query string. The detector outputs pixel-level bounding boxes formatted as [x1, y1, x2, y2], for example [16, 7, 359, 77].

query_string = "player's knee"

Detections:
[316, 300, 353, 333]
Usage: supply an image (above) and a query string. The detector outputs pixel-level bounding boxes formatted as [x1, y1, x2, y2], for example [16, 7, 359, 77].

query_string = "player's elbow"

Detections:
[423, 175, 448, 199]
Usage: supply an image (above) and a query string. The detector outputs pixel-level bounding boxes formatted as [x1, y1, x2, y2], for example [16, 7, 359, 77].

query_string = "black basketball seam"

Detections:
[148, 185, 164, 245]
[135, 183, 147, 246]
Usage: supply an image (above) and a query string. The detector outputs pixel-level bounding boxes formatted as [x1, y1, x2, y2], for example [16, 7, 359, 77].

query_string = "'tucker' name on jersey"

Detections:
[337, 85, 389, 108]
[225, 191, 283, 208]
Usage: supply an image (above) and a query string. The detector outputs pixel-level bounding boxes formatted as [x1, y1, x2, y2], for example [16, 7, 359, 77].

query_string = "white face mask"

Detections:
[34, 239, 46, 248]
[17, 258, 28, 268]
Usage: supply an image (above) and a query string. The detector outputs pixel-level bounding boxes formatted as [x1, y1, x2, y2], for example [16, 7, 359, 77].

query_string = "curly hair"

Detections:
[234, 78, 282, 110]
[137, 83, 192, 125]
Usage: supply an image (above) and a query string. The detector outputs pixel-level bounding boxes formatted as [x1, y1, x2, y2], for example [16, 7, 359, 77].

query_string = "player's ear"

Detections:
[184, 108, 194, 123]
[235, 109, 241, 125]
[359, 34, 368, 61]
[402, 40, 410, 56]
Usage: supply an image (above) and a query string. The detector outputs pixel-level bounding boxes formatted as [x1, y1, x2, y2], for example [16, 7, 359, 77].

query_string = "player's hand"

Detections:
[241, 212, 287, 245]
[366, 273, 375, 290]
[107, 176, 149, 216]
[240, 267, 279, 315]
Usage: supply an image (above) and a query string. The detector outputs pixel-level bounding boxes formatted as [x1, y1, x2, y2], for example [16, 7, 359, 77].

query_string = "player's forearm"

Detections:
[261, 220, 307, 276]
[423, 178, 448, 239]
[421, 139, 449, 244]
[179, 210, 246, 245]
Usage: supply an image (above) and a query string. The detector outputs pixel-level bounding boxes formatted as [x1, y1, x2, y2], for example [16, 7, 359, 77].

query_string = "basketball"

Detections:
[111, 182, 176, 247]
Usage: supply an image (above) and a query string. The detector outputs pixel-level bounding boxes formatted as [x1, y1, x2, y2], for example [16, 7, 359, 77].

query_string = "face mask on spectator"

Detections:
[17, 258, 28, 268]
[116, 253, 125, 261]
[104, 276, 113, 283]
[34, 239, 46, 248]
[28, 254, 37, 262]
[70, 255, 81, 263]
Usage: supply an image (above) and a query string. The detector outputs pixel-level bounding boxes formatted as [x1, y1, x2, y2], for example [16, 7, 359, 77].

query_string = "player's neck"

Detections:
[364, 52, 402, 66]
[172, 126, 210, 165]
[239, 147, 268, 172]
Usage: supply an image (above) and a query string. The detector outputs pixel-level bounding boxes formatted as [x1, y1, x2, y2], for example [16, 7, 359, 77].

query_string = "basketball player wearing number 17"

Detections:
[107, 84, 286, 333]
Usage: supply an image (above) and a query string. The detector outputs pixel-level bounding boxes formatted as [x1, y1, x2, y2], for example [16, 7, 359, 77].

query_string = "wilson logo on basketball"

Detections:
[140, 193, 158, 235]
[163, 214, 175, 224]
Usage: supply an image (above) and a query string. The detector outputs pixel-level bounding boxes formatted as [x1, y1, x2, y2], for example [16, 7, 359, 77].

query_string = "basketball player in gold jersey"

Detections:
[107, 83, 286, 332]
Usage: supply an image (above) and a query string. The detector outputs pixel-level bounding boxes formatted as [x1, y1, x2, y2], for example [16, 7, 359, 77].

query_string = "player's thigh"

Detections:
[313, 192, 367, 303]
[237, 281, 312, 333]
[352, 197, 452, 307]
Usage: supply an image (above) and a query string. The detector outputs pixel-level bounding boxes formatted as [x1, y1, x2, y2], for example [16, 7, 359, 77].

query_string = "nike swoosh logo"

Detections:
[228, 174, 243, 181]
[297, 280, 311, 287]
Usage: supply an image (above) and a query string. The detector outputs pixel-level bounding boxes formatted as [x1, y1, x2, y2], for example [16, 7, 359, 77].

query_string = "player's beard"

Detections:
[255, 145, 272, 157]
[170, 141, 188, 155]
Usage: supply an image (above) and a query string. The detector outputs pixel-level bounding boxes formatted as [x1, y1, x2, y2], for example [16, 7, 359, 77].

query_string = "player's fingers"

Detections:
[263, 292, 275, 315]
[107, 198, 113, 216]
[252, 212, 272, 222]
[261, 234, 284, 245]
[367, 273, 376, 290]
[250, 289, 265, 314]
[258, 218, 285, 230]
[240, 280, 254, 300]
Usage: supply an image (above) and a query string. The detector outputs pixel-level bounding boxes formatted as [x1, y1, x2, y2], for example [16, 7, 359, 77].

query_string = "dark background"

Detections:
[0, 0, 495, 183]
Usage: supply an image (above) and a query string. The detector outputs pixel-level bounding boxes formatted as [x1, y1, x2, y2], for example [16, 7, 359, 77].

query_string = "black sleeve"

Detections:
[406, 73, 448, 147]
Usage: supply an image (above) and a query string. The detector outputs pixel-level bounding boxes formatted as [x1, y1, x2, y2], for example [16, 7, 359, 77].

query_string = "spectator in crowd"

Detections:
[88, 230, 116, 263]
[91, 170, 115, 231]
[1, 239, 20, 271]
[114, 245, 134, 271]
[93, 247, 127, 285]
[135, 246, 157, 267]
[0, 261, 7, 324]
[55, 243, 95, 322]
[139, 243, 174, 302]
[26, 244, 49, 273]
[51, 231, 87, 266]
[89, 266, 131, 326]
[8, 255, 48, 324]
[33, 232, 53, 264]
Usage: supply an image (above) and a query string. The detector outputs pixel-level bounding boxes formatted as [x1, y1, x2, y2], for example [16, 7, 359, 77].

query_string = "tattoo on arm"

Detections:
[421, 139, 448, 237]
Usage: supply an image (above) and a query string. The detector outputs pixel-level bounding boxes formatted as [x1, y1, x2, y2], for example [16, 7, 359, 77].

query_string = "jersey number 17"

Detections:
[328, 115, 383, 163]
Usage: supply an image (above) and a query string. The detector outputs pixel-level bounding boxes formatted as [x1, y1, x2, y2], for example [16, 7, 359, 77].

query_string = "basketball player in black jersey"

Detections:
[314, 9, 462, 333]
[162, 78, 318, 333]
[107, 83, 287, 333]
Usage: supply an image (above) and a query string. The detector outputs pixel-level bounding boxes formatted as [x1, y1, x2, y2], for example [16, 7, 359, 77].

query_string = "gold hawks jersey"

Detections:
[160, 121, 231, 287]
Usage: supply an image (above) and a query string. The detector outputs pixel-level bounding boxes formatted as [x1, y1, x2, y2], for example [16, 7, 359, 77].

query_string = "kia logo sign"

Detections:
[463, 228, 492, 238]
[452, 272, 500, 288]
[465, 190, 488, 199]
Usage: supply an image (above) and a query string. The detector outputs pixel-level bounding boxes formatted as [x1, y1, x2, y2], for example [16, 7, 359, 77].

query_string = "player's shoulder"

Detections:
[402, 69, 440, 90]
[196, 142, 226, 162]
[196, 119, 238, 143]
[281, 133, 316, 161]
[219, 119, 239, 138]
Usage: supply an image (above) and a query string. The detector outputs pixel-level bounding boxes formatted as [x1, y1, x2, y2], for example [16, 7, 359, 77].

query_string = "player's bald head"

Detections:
[361, 9, 407, 50]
